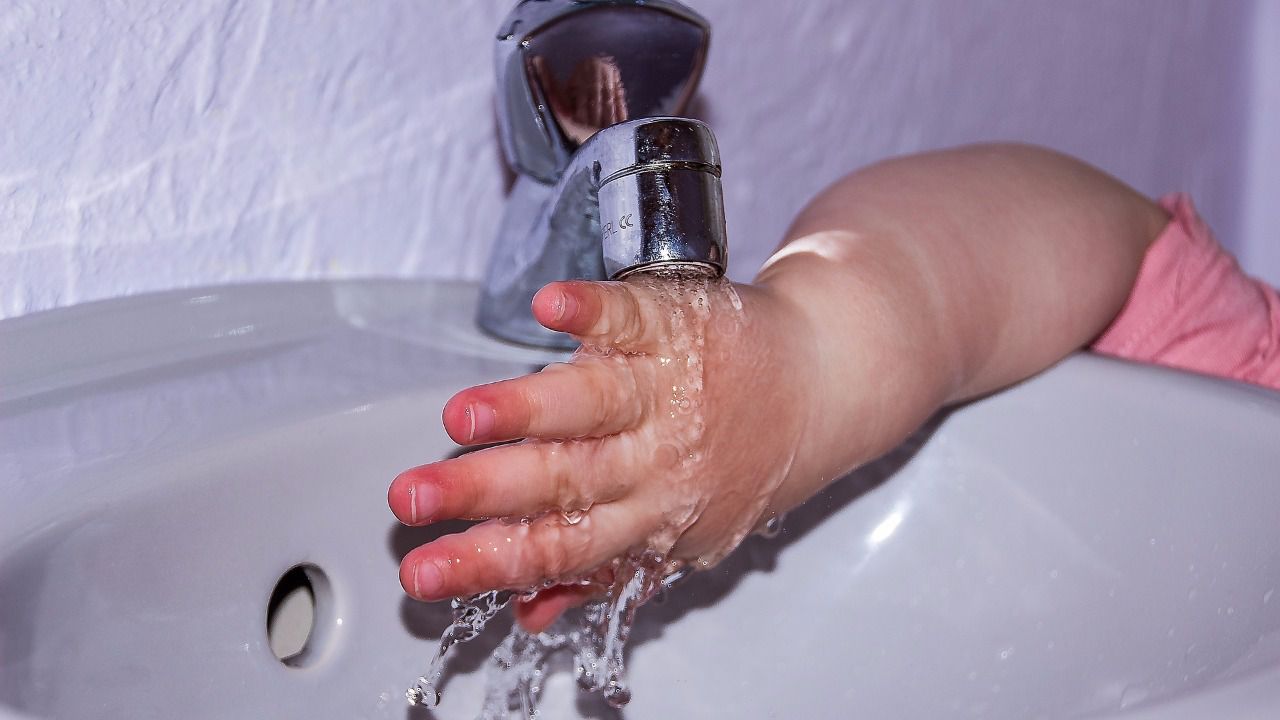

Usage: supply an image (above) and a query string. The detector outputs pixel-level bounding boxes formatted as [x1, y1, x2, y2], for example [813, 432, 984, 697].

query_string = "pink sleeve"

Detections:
[1091, 194, 1280, 391]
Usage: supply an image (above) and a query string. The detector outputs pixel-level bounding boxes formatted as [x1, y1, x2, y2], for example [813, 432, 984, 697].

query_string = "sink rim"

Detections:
[3, 279, 1280, 720]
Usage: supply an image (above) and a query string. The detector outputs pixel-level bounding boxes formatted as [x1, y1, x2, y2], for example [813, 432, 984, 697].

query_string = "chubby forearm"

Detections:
[754, 144, 1169, 505]
[387, 145, 1173, 611]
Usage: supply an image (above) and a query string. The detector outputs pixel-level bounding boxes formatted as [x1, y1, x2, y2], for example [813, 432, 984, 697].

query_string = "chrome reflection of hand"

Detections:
[531, 54, 629, 145]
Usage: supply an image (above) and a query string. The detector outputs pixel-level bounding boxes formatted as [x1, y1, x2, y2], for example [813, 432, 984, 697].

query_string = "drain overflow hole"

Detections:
[267, 564, 331, 667]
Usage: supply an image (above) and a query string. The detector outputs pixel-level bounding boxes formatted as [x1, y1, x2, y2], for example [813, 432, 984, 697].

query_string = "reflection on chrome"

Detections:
[479, 0, 720, 348]
[531, 54, 629, 146]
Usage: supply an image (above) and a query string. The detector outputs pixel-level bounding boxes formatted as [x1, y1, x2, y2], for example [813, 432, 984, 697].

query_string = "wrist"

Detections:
[726, 281, 826, 512]
[753, 242, 956, 505]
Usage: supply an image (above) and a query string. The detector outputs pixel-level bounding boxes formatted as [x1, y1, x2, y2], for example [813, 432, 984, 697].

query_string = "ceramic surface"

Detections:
[2, 280, 1279, 719]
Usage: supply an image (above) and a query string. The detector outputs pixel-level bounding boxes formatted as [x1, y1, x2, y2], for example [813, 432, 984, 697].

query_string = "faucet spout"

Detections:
[477, 0, 724, 348]
[478, 117, 727, 347]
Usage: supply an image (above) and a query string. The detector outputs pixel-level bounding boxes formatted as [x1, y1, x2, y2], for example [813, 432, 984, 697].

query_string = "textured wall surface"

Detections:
[0, 1, 1258, 318]
[1243, 0, 1280, 285]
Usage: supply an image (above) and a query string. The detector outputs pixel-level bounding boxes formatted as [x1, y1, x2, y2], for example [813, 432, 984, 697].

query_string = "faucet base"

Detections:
[476, 175, 602, 350]
[476, 310, 579, 351]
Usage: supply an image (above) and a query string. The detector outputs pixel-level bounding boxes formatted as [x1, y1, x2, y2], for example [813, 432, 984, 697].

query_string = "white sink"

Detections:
[2, 280, 1279, 720]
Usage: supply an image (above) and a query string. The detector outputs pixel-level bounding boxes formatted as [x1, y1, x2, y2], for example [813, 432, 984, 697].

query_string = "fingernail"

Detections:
[413, 560, 444, 599]
[409, 482, 441, 524]
[465, 402, 495, 441]
[554, 289, 579, 325]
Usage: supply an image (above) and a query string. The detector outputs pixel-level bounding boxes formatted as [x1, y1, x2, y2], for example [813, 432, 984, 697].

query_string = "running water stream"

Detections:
[408, 551, 695, 718]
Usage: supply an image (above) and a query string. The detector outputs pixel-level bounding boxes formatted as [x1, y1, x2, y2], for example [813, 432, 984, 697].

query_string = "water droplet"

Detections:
[727, 285, 744, 311]
[406, 684, 441, 708]
[758, 514, 784, 539]
[605, 679, 632, 708]
[652, 443, 681, 468]
[560, 508, 586, 525]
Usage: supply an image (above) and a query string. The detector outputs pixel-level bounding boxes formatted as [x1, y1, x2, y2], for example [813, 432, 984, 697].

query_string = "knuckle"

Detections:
[529, 522, 578, 580]
[539, 441, 577, 508]
[618, 291, 647, 345]
[538, 439, 608, 509]
[507, 383, 538, 432]
[583, 366, 615, 427]
[589, 285, 635, 345]
[525, 368, 564, 426]
[597, 368, 641, 430]
[452, 454, 504, 516]
[428, 470, 468, 517]
[615, 362, 645, 425]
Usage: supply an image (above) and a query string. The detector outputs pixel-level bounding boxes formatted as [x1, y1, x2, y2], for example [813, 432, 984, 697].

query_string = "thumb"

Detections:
[514, 585, 599, 633]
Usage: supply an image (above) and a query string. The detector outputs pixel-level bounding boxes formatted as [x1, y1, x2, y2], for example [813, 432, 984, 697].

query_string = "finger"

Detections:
[441, 359, 645, 445]
[399, 503, 651, 601]
[532, 281, 670, 354]
[514, 585, 598, 633]
[389, 439, 629, 525]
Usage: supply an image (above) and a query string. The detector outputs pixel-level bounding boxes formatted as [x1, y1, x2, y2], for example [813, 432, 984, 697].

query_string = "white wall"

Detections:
[1, 0, 511, 318]
[0, 0, 1261, 318]
[1243, 0, 1280, 286]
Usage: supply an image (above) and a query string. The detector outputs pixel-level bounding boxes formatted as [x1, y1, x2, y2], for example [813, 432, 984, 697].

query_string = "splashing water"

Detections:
[407, 273, 762, 717]
[407, 589, 516, 708]
[478, 552, 677, 717]
[406, 553, 681, 717]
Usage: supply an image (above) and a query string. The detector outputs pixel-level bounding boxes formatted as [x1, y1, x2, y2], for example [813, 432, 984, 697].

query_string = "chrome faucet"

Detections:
[478, 0, 727, 348]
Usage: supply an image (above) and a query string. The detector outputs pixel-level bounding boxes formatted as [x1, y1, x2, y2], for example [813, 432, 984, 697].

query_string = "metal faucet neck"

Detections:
[478, 0, 726, 349]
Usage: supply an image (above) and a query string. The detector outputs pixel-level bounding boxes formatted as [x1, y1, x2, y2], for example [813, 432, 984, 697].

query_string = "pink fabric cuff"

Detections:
[1091, 194, 1280, 391]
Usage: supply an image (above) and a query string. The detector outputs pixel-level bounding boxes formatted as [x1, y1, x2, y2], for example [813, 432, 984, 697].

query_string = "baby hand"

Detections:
[388, 276, 820, 623]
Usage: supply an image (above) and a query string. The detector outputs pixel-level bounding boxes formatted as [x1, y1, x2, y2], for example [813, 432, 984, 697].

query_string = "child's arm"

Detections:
[388, 143, 1168, 625]
[754, 143, 1168, 510]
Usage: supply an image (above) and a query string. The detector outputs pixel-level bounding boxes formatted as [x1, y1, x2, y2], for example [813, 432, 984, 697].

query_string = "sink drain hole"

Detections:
[266, 563, 333, 667]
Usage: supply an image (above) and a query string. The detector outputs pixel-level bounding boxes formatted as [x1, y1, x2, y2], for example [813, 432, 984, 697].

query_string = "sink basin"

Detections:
[2, 280, 1279, 720]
